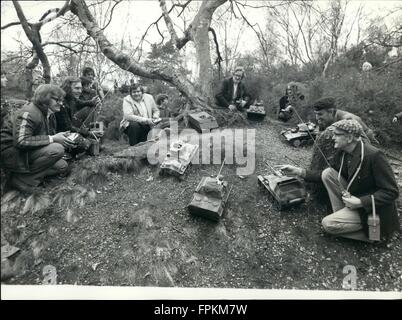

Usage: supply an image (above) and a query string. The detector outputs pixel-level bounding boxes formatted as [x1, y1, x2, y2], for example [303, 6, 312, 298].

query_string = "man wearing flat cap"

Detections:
[281, 119, 400, 242]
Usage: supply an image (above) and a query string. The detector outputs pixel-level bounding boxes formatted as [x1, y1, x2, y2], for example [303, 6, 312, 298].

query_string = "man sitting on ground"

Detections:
[0, 84, 74, 192]
[120, 83, 160, 146]
[280, 119, 400, 242]
[55, 77, 101, 158]
[278, 83, 305, 122]
[215, 66, 251, 112]
[278, 86, 294, 122]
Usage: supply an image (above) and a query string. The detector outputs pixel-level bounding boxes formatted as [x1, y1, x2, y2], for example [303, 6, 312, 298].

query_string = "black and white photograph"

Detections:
[1, 0, 401, 302]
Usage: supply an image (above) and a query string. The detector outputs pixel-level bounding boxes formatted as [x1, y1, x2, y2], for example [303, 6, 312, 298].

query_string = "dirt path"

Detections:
[2, 118, 401, 291]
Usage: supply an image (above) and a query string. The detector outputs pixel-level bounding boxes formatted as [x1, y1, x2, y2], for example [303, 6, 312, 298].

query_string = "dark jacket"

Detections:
[215, 77, 251, 108]
[279, 95, 290, 112]
[80, 87, 97, 101]
[305, 141, 400, 239]
[0, 102, 56, 172]
[55, 95, 95, 135]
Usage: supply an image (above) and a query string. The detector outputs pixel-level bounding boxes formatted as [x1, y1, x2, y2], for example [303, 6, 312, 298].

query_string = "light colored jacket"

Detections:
[120, 93, 160, 129]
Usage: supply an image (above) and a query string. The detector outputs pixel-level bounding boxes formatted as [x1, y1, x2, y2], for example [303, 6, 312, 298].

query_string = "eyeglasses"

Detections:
[234, 74, 242, 78]
[51, 96, 62, 103]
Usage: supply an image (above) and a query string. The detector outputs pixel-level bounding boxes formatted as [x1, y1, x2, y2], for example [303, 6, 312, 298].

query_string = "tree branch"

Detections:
[159, 0, 180, 47]
[1, 21, 22, 30]
[233, 1, 269, 61]
[32, 0, 71, 28]
[70, 0, 179, 83]
[42, 41, 79, 53]
[100, 0, 122, 31]
[209, 27, 223, 64]
[176, 0, 192, 17]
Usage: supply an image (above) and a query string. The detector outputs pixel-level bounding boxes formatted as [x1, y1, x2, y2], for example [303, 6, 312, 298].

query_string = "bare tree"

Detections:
[12, 1, 70, 81]
[69, 0, 229, 120]
[321, 0, 347, 77]
[6, 0, 70, 97]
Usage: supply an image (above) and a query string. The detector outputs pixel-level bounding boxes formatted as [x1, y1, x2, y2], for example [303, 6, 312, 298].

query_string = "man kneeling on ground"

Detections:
[280, 119, 400, 242]
[120, 83, 161, 146]
[215, 66, 251, 112]
[0, 84, 75, 192]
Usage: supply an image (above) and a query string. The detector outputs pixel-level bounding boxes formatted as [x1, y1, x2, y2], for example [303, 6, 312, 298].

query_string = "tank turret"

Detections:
[188, 176, 230, 221]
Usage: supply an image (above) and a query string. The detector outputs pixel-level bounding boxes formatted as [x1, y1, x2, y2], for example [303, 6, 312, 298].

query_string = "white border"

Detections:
[1, 285, 401, 300]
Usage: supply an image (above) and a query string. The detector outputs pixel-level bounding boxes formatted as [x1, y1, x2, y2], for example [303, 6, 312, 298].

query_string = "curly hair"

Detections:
[61, 76, 81, 97]
[233, 66, 245, 79]
[32, 84, 65, 108]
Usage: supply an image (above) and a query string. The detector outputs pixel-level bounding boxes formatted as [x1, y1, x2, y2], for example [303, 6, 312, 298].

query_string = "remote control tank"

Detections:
[258, 162, 306, 210]
[188, 160, 232, 221]
[247, 101, 266, 120]
[281, 121, 319, 147]
[188, 111, 219, 132]
[159, 140, 199, 177]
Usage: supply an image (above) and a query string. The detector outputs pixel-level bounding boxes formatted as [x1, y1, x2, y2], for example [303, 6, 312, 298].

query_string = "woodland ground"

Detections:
[1, 115, 401, 292]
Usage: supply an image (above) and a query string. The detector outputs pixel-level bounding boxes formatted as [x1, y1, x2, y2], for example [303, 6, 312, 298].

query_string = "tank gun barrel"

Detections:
[284, 155, 300, 167]
[265, 160, 283, 176]
[217, 158, 226, 178]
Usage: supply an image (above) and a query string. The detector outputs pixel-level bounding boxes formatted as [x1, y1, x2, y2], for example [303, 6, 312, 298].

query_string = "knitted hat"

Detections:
[331, 119, 363, 137]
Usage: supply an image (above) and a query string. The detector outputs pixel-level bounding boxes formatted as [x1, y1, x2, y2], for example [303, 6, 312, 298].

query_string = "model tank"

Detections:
[281, 121, 319, 147]
[247, 101, 266, 120]
[258, 162, 306, 210]
[159, 140, 199, 177]
[188, 111, 219, 132]
[188, 160, 232, 221]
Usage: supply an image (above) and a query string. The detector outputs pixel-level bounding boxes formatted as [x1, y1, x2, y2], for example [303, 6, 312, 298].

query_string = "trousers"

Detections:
[2, 143, 68, 188]
[124, 122, 151, 146]
[320, 168, 363, 235]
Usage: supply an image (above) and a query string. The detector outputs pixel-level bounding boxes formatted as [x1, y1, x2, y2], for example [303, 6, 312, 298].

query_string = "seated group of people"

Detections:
[0, 67, 103, 193]
[0, 67, 400, 243]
